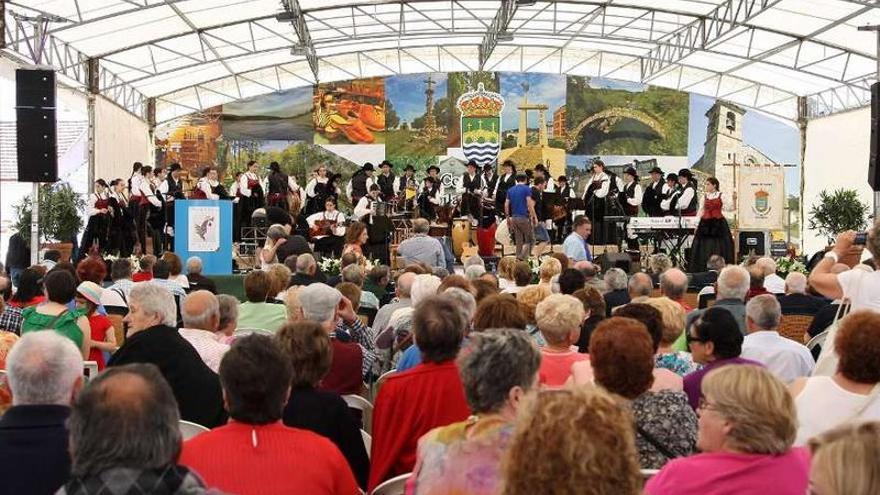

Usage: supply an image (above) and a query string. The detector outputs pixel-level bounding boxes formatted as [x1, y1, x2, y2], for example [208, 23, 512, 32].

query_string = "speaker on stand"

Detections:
[15, 69, 57, 183]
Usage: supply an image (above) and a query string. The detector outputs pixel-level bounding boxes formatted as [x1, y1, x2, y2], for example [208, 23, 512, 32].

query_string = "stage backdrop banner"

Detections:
[737, 165, 785, 230]
[175, 200, 233, 275]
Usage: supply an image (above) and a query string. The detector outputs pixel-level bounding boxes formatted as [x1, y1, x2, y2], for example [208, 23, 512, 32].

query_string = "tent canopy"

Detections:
[7, 0, 880, 122]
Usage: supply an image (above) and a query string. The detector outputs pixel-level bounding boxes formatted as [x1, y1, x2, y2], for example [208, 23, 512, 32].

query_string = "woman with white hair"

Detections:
[535, 294, 587, 387]
[396, 287, 476, 372]
[603, 267, 631, 316]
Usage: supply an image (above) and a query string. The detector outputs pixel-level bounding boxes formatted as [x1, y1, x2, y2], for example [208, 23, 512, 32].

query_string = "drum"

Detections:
[495, 219, 513, 246]
[373, 201, 389, 217]
[428, 224, 448, 238]
[452, 218, 471, 258]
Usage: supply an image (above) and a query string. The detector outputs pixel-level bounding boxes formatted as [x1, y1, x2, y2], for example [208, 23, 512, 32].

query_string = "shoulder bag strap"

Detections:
[635, 423, 681, 460]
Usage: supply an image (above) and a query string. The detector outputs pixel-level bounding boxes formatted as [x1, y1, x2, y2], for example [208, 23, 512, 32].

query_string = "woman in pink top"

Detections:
[645, 365, 809, 495]
[534, 294, 587, 387]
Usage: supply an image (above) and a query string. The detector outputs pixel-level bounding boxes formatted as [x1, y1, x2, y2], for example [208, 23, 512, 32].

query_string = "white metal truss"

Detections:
[3, 0, 880, 122]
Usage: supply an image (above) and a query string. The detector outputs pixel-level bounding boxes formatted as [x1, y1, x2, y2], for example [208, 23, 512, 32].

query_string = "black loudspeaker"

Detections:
[870, 82, 880, 190]
[16, 69, 57, 183]
[16, 69, 56, 108]
[738, 231, 766, 259]
[598, 252, 632, 274]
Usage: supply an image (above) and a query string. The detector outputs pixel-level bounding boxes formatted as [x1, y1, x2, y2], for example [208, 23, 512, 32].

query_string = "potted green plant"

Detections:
[807, 188, 870, 245]
[12, 183, 86, 262]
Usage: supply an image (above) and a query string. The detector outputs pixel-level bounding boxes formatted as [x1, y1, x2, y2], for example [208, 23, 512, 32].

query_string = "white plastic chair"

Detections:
[343, 394, 374, 434]
[233, 327, 274, 338]
[179, 420, 211, 440]
[371, 473, 410, 495]
[83, 361, 99, 382]
[361, 429, 371, 458]
[806, 329, 829, 351]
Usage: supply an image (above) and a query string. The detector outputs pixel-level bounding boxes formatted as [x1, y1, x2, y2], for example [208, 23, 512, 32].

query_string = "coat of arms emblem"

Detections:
[752, 188, 771, 217]
[456, 83, 505, 166]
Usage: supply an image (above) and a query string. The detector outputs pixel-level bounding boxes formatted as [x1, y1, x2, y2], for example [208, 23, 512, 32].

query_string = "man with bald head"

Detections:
[628, 272, 654, 303]
[778, 272, 827, 316]
[660, 268, 691, 312]
[397, 218, 445, 269]
[179, 290, 229, 373]
[687, 265, 750, 335]
[374, 271, 416, 347]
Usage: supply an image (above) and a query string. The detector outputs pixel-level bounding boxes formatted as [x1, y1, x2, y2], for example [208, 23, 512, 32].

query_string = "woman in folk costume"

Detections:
[306, 196, 346, 257]
[132, 166, 162, 255]
[393, 164, 418, 212]
[238, 160, 265, 228]
[690, 176, 735, 271]
[107, 179, 137, 257]
[266, 161, 301, 213]
[304, 165, 332, 215]
[79, 179, 112, 258]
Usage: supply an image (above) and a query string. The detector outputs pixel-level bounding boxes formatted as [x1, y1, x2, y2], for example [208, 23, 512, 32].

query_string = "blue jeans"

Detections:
[534, 225, 550, 243]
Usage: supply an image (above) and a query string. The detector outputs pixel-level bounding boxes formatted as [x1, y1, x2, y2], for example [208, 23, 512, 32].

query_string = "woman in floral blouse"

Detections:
[646, 296, 701, 376]
[590, 317, 698, 469]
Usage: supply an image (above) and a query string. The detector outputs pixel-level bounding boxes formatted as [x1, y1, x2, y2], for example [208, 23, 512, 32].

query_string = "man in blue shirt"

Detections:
[563, 215, 594, 262]
[505, 174, 537, 260]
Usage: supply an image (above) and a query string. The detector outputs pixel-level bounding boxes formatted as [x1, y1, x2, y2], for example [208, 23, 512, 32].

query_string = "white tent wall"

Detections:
[94, 97, 151, 182]
[802, 107, 873, 257]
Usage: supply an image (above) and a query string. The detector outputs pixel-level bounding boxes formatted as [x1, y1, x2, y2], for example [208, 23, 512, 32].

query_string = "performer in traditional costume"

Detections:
[79, 179, 112, 257]
[642, 166, 665, 217]
[131, 166, 162, 255]
[108, 178, 137, 258]
[493, 160, 517, 218]
[533, 164, 555, 193]
[583, 160, 611, 245]
[266, 161, 300, 212]
[552, 175, 576, 243]
[347, 162, 376, 205]
[393, 165, 418, 213]
[621, 167, 643, 249]
[422, 166, 446, 197]
[157, 163, 184, 252]
[690, 176, 735, 270]
[238, 160, 265, 229]
[305, 165, 329, 215]
[531, 177, 550, 244]
[459, 160, 482, 220]
[418, 176, 442, 221]
[307, 197, 346, 257]
[377, 160, 396, 201]
[673, 168, 699, 216]
[659, 172, 680, 216]
[354, 184, 383, 220]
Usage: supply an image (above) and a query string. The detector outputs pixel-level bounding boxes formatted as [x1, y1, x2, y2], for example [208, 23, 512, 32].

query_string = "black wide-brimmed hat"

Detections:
[666, 173, 678, 182]
[678, 168, 693, 179]
[466, 160, 478, 169]
[649, 166, 663, 175]
[624, 167, 638, 179]
[404, 164, 415, 172]
[427, 165, 440, 173]
[362, 162, 375, 172]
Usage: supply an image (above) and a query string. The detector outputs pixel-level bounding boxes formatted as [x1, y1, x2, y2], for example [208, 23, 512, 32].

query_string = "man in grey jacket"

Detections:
[397, 218, 445, 269]
[686, 265, 749, 335]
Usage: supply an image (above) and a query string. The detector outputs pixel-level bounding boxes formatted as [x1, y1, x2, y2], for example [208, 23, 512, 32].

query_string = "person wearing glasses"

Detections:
[681, 307, 762, 410]
[645, 365, 809, 495]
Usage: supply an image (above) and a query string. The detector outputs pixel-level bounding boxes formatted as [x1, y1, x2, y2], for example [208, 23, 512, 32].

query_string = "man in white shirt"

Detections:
[178, 290, 230, 373]
[354, 184, 382, 220]
[756, 257, 786, 294]
[741, 294, 814, 383]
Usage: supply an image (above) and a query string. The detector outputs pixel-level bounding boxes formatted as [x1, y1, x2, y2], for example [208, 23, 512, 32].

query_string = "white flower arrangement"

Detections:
[776, 257, 808, 276]
[317, 256, 376, 276]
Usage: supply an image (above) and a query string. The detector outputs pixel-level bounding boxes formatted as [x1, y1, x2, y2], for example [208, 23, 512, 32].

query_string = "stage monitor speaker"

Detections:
[738, 230, 767, 259]
[870, 82, 880, 190]
[598, 252, 632, 274]
[16, 69, 56, 108]
[16, 107, 58, 183]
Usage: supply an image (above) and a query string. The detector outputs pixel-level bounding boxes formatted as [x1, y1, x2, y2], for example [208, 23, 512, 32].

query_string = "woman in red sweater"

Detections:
[368, 294, 471, 491]
[180, 334, 358, 495]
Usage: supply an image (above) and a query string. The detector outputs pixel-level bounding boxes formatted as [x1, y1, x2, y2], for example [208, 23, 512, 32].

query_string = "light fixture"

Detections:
[275, 11, 296, 22]
[497, 32, 514, 42]
[516, 0, 537, 6]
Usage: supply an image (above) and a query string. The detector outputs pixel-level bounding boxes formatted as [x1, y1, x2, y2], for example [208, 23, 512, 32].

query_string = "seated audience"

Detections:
[742, 294, 814, 383]
[644, 296, 698, 376]
[289, 253, 320, 287]
[62, 364, 212, 494]
[75, 257, 106, 285]
[397, 218, 445, 269]
[298, 284, 370, 394]
[464, 264, 486, 281]
[496, 256, 517, 290]
[179, 290, 229, 373]
[75, 281, 116, 370]
[683, 307, 761, 410]
[150, 260, 186, 298]
[161, 252, 189, 289]
[0, 331, 83, 494]
[589, 318, 696, 469]
[341, 264, 380, 309]
[757, 256, 786, 294]
[517, 284, 550, 345]
[369, 294, 471, 491]
[572, 287, 605, 353]
[216, 294, 238, 344]
[791, 310, 880, 445]
[602, 268, 631, 315]
[808, 421, 880, 495]
[746, 265, 770, 301]
[690, 254, 725, 289]
[236, 270, 287, 332]
[326, 252, 360, 287]
[372, 272, 415, 340]
[808, 229, 880, 313]
[108, 283, 226, 427]
[646, 254, 672, 286]
[501, 261, 532, 295]
[778, 272, 826, 315]
[132, 254, 155, 282]
[9, 266, 46, 308]
[277, 321, 370, 489]
[645, 365, 808, 495]
[659, 268, 691, 312]
[21, 270, 91, 359]
[471, 278, 499, 303]
[100, 259, 134, 311]
[558, 268, 585, 295]
[408, 329, 540, 494]
[0, 275, 23, 334]
[535, 294, 587, 387]
[577, 260, 608, 294]
[687, 265, 749, 335]
[364, 265, 390, 303]
[186, 256, 217, 294]
[628, 272, 654, 303]
[181, 335, 358, 494]
[614, 304, 683, 391]
[473, 294, 528, 332]
[266, 263, 292, 303]
[396, 287, 476, 372]
[537, 258, 562, 291]
[502, 387, 642, 495]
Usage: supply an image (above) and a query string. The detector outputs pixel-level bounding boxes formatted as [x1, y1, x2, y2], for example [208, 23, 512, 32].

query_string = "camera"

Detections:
[854, 232, 868, 245]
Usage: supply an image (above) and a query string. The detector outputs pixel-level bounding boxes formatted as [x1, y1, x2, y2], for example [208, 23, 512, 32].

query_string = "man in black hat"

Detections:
[156, 163, 185, 251]
[354, 184, 383, 220]
[394, 164, 417, 212]
[675, 168, 698, 216]
[460, 161, 482, 220]
[418, 176, 441, 220]
[533, 164, 555, 193]
[494, 160, 517, 218]
[621, 167, 643, 249]
[423, 165, 446, 197]
[642, 166, 665, 217]
[377, 161, 396, 201]
[481, 163, 499, 219]
[347, 162, 376, 204]
[660, 172, 681, 215]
